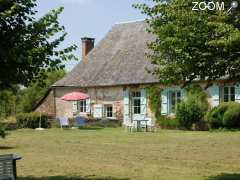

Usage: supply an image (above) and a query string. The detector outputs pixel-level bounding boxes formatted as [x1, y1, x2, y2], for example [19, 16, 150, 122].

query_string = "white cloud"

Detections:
[61, 0, 92, 5]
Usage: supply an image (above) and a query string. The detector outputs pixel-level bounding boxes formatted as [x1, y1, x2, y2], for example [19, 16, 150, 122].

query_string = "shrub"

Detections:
[207, 102, 240, 129]
[176, 85, 209, 130]
[16, 112, 49, 129]
[156, 115, 179, 129]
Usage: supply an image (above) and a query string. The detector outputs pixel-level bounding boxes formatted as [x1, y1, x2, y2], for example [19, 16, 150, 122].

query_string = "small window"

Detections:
[105, 105, 113, 118]
[78, 100, 86, 112]
[169, 90, 181, 113]
[223, 86, 235, 102]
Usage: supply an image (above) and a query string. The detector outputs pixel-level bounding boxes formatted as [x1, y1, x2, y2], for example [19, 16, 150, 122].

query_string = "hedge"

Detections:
[16, 112, 49, 129]
[206, 102, 240, 129]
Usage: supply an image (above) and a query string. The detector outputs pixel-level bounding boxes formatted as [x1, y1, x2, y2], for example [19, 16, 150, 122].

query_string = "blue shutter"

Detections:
[86, 98, 91, 113]
[123, 90, 130, 124]
[181, 89, 187, 100]
[140, 89, 147, 118]
[93, 104, 103, 118]
[209, 85, 220, 107]
[161, 89, 168, 115]
[235, 84, 240, 103]
[72, 101, 78, 114]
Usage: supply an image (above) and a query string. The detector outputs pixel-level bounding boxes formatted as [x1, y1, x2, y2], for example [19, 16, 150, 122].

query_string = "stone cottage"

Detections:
[34, 20, 240, 126]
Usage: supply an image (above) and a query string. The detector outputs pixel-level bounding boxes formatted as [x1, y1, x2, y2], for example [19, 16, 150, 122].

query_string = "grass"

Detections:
[1, 128, 240, 180]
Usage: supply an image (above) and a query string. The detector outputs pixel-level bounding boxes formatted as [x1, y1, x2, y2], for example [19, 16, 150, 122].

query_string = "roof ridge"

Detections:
[114, 19, 145, 25]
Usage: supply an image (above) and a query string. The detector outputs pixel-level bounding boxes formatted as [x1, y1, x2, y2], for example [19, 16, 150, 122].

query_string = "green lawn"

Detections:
[1, 128, 240, 180]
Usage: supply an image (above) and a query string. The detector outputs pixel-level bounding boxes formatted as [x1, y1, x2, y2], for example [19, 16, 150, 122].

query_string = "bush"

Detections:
[16, 112, 49, 129]
[206, 102, 240, 129]
[156, 115, 179, 129]
[176, 85, 209, 130]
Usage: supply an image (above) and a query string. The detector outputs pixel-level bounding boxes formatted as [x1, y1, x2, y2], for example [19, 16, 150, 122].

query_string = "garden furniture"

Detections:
[74, 116, 86, 128]
[0, 154, 21, 180]
[58, 117, 70, 128]
[132, 119, 149, 132]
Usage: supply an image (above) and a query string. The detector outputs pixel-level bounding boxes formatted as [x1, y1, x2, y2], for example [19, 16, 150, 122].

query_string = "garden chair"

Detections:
[146, 118, 156, 132]
[58, 117, 69, 129]
[124, 121, 134, 132]
[74, 117, 86, 128]
[0, 154, 15, 180]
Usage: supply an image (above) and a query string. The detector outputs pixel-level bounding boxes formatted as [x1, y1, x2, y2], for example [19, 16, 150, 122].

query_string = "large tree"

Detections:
[0, 0, 77, 89]
[17, 70, 65, 113]
[134, 0, 240, 87]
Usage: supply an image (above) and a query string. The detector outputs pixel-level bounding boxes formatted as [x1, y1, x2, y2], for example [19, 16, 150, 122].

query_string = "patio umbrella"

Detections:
[61, 92, 89, 101]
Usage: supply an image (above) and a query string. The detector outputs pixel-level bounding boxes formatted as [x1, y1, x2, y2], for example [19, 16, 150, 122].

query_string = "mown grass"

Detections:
[1, 128, 240, 180]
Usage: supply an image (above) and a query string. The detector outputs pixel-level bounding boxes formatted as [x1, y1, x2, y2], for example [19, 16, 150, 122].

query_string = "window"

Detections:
[105, 105, 113, 118]
[169, 91, 181, 113]
[223, 86, 235, 102]
[131, 91, 141, 114]
[77, 100, 86, 112]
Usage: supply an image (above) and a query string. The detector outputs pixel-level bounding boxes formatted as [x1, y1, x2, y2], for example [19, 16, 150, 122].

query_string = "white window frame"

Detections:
[104, 104, 113, 118]
[168, 90, 181, 114]
[221, 86, 235, 102]
[131, 91, 141, 115]
[77, 100, 86, 113]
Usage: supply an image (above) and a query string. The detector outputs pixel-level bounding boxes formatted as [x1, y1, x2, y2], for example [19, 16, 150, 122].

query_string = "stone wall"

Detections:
[54, 86, 124, 119]
[34, 90, 55, 117]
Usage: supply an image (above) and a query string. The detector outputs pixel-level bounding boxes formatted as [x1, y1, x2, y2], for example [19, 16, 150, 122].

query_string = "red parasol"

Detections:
[61, 92, 89, 101]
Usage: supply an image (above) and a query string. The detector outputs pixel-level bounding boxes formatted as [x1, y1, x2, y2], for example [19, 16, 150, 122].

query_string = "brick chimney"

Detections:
[81, 37, 95, 61]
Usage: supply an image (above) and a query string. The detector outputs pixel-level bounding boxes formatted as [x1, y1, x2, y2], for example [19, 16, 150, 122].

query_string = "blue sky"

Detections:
[36, 0, 147, 71]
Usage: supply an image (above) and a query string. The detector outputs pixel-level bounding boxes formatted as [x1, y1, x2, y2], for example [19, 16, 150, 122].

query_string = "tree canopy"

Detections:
[0, 0, 77, 89]
[134, 0, 240, 87]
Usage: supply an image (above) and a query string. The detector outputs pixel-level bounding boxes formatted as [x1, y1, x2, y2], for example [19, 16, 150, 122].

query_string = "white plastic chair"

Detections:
[124, 121, 134, 132]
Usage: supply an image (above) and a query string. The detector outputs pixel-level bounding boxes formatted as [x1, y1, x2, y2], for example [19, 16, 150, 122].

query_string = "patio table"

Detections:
[132, 119, 149, 132]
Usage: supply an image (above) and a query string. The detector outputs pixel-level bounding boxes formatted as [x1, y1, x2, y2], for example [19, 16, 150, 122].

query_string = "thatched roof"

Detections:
[54, 21, 158, 87]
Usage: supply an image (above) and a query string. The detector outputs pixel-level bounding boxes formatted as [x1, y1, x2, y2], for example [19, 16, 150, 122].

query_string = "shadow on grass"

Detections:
[207, 173, 240, 180]
[0, 146, 15, 150]
[18, 175, 129, 180]
[78, 127, 104, 130]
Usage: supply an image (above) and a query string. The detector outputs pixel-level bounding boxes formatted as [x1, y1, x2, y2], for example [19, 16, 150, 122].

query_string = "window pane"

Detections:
[177, 91, 181, 102]
[79, 100, 86, 112]
[132, 91, 141, 97]
[231, 87, 235, 95]
[231, 94, 235, 101]
[224, 87, 229, 95]
[133, 99, 141, 114]
[224, 95, 229, 102]
[106, 106, 113, 117]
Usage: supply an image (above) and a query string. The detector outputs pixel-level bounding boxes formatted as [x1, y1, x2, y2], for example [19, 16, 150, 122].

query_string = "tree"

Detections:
[18, 70, 65, 112]
[134, 0, 240, 87]
[0, 0, 77, 89]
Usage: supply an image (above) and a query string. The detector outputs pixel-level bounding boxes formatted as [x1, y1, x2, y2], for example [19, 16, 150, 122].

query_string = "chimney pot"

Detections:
[81, 37, 95, 61]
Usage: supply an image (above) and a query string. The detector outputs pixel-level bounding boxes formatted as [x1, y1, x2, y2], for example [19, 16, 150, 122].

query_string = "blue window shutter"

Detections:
[123, 90, 130, 123]
[140, 89, 147, 117]
[161, 89, 168, 115]
[93, 104, 103, 118]
[181, 89, 187, 100]
[72, 101, 78, 113]
[209, 85, 220, 107]
[235, 84, 240, 103]
[86, 98, 91, 113]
